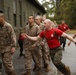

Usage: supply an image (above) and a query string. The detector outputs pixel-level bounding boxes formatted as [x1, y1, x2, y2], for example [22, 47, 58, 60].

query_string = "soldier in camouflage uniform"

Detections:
[21, 16, 42, 75]
[22, 19, 75, 75]
[0, 13, 16, 75]
[35, 16, 51, 72]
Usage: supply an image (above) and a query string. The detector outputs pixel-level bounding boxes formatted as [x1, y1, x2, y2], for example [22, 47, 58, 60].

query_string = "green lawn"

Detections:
[67, 29, 76, 34]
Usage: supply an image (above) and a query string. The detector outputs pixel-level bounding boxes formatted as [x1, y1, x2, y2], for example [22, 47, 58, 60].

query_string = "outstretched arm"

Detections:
[72, 34, 76, 39]
[68, 34, 76, 46]
[61, 33, 76, 44]
[27, 35, 41, 41]
[21, 33, 41, 41]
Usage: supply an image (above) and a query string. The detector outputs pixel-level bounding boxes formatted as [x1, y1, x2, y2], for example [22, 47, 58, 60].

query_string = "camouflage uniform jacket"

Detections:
[39, 23, 44, 31]
[0, 22, 16, 53]
[23, 23, 41, 48]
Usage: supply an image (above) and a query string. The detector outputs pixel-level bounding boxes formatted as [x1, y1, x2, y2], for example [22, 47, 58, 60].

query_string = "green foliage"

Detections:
[42, 0, 55, 18]
[54, 0, 76, 28]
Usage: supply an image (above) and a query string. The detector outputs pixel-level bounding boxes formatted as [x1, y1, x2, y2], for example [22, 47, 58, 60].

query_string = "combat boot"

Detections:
[0, 59, 2, 69]
[36, 68, 42, 75]
[0, 68, 2, 75]
[21, 69, 31, 75]
[7, 71, 16, 75]
[37, 71, 42, 75]
[33, 65, 38, 71]
[65, 66, 71, 75]
[0, 71, 2, 75]
[0, 62, 2, 75]
[44, 64, 51, 72]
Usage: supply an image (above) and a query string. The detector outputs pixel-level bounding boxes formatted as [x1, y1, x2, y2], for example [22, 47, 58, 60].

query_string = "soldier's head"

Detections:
[28, 15, 34, 24]
[61, 20, 65, 24]
[0, 17, 5, 26]
[44, 19, 54, 30]
[35, 16, 41, 25]
[39, 16, 46, 23]
[54, 20, 57, 24]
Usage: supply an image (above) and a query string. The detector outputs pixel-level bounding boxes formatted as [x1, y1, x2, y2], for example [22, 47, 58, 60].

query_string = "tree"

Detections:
[41, 0, 55, 19]
[54, 0, 76, 28]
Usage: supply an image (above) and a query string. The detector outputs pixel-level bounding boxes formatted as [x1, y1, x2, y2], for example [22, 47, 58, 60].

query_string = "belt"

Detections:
[50, 46, 60, 50]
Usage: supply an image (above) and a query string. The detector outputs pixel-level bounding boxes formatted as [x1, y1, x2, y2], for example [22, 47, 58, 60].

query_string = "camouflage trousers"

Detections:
[25, 46, 42, 70]
[50, 46, 70, 75]
[41, 42, 50, 66]
[1, 51, 15, 74]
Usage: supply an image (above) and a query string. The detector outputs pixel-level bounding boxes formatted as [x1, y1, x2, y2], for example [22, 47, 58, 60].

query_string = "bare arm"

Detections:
[72, 34, 76, 39]
[68, 33, 76, 46]
[22, 33, 41, 41]
[27, 35, 41, 41]
[61, 32, 76, 43]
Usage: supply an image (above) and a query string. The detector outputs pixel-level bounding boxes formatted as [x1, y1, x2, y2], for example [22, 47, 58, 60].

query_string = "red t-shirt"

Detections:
[58, 24, 69, 32]
[19, 35, 25, 40]
[39, 28, 63, 49]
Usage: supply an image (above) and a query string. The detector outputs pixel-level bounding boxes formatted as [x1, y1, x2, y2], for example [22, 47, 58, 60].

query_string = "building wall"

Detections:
[1, 0, 45, 38]
[0, 0, 4, 12]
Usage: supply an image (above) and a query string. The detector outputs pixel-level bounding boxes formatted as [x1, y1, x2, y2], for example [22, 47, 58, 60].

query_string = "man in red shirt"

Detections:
[58, 20, 70, 50]
[18, 31, 25, 57]
[22, 19, 76, 75]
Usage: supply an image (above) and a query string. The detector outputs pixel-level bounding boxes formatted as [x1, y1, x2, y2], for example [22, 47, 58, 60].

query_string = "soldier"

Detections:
[40, 16, 46, 24]
[22, 19, 76, 75]
[0, 13, 16, 75]
[18, 31, 25, 57]
[53, 20, 58, 28]
[21, 15, 42, 75]
[58, 20, 70, 50]
[35, 16, 51, 72]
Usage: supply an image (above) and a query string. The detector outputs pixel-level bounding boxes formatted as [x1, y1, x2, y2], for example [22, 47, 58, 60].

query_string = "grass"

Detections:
[66, 29, 76, 34]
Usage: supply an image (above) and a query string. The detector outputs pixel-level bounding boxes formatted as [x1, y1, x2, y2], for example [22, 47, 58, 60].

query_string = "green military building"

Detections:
[0, 0, 46, 37]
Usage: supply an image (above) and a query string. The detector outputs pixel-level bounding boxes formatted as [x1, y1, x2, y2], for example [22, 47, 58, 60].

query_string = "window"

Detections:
[7, 7, 10, 20]
[19, 1, 22, 27]
[13, 0, 16, 14]
[0, 0, 3, 12]
[19, 15, 22, 27]
[23, 12, 25, 22]
[13, 0, 17, 27]
[13, 14, 16, 26]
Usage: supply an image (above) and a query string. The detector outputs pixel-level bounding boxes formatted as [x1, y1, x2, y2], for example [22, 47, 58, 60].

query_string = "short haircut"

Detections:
[35, 16, 41, 19]
[0, 13, 4, 16]
[44, 19, 54, 26]
[29, 15, 35, 19]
